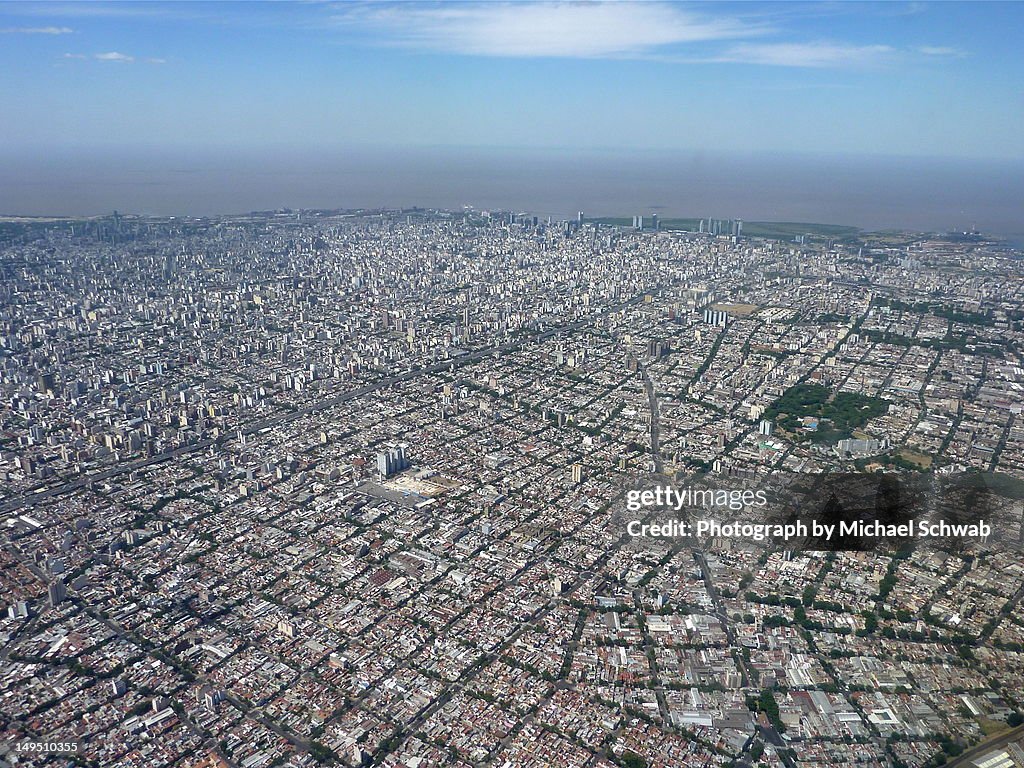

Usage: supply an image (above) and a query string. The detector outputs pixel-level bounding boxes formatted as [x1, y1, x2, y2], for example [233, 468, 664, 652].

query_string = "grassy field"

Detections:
[978, 718, 1011, 737]
[740, 221, 860, 240]
[897, 448, 934, 469]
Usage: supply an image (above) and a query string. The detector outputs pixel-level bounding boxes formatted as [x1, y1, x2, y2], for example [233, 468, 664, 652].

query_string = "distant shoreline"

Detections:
[3, 149, 1021, 241]
[1, 210, 1012, 248]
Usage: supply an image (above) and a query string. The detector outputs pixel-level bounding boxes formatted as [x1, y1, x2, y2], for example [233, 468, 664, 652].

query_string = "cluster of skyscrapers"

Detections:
[700, 217, 742, 237]
[376, 443, 410, 479]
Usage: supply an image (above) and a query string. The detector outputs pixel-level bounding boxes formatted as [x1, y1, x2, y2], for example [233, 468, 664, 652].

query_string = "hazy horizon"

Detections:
[2, 147, 1022, 242]
[2, 1, 1023, 241]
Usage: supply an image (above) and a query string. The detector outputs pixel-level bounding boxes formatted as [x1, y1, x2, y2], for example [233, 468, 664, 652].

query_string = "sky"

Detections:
[1, 0, 1022, 160]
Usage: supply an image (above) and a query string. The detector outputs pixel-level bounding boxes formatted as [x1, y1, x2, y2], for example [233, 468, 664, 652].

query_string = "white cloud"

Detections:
[707, 42, 895, 68]
[328, 2, 912, 70]
[918, 45, 966, 57]
[1, 26, 74, 34]
[1, 3, 197, 20]
[334, 1, 764, 58]
[61, 51, 168, 65]
[94, 51, 135, 62]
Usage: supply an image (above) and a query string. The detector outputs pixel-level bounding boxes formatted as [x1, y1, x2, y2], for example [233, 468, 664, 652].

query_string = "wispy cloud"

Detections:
[95, 51, 134, 62]
[1, 25, 74, 34]
[328, 2, 921, 70]
[333, 2, 767, 59]
[918, 45, 966, 57]
[704, 42, 896, 69]
[2, 2, 196, 20]
[61, 51, 166, 64]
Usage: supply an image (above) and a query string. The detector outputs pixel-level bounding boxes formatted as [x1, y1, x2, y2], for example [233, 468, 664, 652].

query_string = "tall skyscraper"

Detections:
[48, 579, 66, 607]
[376, 444, 409, 479]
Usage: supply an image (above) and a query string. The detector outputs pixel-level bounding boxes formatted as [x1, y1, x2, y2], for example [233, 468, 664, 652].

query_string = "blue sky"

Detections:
[1, 1, 1022, 159]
